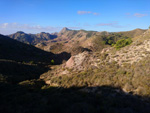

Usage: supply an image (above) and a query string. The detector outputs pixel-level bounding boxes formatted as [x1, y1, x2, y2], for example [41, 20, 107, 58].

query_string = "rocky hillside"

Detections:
[101, 29, 150, 66]
[39, 28, 146, 54]
[1, 28, 150, 113]
[40, 29, 150, 97]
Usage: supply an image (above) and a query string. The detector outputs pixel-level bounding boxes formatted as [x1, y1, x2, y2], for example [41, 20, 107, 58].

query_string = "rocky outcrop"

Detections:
[65, 51, 90, 70]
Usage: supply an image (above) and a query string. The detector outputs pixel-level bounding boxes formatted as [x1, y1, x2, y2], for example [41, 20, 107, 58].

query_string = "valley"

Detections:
[1, 27, 150, 113]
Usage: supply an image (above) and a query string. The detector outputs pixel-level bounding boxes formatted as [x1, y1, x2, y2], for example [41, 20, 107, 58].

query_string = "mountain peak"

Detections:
[60, 27, 71, 33]
[40, 32, 46, 34]
[16, 31, 25, 34]
[16, 31, 24, 33]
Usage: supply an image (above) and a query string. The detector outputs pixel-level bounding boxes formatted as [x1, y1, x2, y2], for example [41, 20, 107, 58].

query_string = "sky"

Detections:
[0, 0, 150, 35]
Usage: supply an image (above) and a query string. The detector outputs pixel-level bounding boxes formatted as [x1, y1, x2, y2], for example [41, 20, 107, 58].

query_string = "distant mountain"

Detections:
[36, 32, 57, 40]
[40, 28, 103, 53]
[57, 27, 99, 40]
[8, 31, 57, 45]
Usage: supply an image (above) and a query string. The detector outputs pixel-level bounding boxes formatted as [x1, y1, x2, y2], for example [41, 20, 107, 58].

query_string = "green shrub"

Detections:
[103, 35, 115, 45]
[114, 38, 132, 49]
[51, 59, 55, 65]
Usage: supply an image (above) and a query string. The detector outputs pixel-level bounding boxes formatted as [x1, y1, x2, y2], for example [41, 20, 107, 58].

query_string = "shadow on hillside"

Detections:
[0, 34, 54, 63]
[71, 46, 92, 56]
[0, 60, 49, 84]
[0, 34, 71, 65]
[0, 51, 71, 84]
[54, 52, 71, 64]
[0, 35, 72, 85]
[0, 82, 150, 113]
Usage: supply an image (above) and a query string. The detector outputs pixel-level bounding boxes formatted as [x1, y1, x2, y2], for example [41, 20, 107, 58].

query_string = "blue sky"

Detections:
[0, 0, 150, 34]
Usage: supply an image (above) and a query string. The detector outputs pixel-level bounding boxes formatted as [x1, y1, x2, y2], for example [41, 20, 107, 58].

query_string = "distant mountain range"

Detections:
[8, 31, 57, 45]
[8, 27, 146, 45]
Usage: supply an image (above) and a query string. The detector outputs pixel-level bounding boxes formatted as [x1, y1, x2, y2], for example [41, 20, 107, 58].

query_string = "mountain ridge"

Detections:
[8, 31, 57, 45]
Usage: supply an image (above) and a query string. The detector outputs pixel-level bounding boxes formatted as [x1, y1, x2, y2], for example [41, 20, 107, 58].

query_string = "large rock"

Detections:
[65, 51, 89, 70]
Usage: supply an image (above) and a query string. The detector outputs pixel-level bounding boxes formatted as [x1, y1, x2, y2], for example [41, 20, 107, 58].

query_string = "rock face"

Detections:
[64, 50, 99, 72]
[65, 52, 88, 70]
[66, 57, 74, 68]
